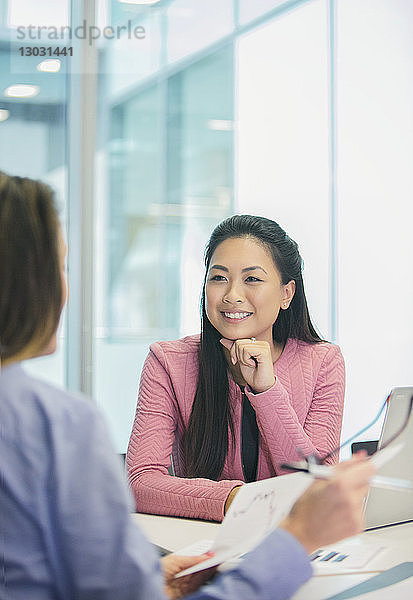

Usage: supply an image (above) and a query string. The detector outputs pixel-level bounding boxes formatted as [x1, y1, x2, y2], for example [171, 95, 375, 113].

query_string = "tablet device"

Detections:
[364, 386, 413, 529]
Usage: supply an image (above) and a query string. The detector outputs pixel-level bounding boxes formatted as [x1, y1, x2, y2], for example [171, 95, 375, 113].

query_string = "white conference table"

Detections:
[133, 513, 413, 599]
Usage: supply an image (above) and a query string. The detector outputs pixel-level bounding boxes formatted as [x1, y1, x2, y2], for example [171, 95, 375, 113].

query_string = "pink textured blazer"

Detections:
[127, 335, 345, 522]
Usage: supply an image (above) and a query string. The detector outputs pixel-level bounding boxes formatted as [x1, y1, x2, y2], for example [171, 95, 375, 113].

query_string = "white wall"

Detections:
[336, 0, 413, 445]
[236, 0, 330, 339]
[236, 0, 413, 452]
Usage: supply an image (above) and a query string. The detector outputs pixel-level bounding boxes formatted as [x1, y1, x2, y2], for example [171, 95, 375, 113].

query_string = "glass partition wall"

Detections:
[0, 0, 69, 387]
[2, 0, 413, 453]
[95, 33, 234, 447]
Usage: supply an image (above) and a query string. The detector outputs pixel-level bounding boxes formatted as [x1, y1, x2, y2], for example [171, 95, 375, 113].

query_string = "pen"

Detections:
[281, 462, 413, 492]
[369, 475, 413, 492]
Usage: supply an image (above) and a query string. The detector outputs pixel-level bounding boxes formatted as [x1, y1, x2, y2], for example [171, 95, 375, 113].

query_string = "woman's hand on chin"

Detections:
[219, 338, 276, 393]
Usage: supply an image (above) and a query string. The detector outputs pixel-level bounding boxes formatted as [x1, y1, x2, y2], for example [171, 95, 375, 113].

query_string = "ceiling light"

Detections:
[0, 109, 10, 122]
[5, 84, 40, 98]
[208, 119, 234, 132]
[118, 0, 161, 4]
[37, 59, 61, 73]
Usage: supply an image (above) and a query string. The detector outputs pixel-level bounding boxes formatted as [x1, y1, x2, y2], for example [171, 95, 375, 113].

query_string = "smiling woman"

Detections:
[205, 237, 295, 362]
[127, 215, 345, 521]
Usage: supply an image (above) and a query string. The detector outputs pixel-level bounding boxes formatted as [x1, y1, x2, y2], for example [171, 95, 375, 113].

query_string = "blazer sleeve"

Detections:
[245, 344, 345, 472]
[187, 529, 312, 600]
[127, 347, 243, 522]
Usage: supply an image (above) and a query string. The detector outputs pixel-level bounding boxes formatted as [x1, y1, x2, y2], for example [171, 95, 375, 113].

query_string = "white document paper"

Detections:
[175, 472, 312, 577]
[175, 442, 404, 578]
[312, 540, 387, 574]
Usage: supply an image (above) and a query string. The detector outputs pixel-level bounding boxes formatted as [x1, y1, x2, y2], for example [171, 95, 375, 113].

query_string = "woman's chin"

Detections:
[217, 325, 254, 340]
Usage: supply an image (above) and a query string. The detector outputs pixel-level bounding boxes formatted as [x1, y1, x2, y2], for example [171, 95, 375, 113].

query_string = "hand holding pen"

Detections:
[281, 442, 413, 492]
[280, 454, 376, 553]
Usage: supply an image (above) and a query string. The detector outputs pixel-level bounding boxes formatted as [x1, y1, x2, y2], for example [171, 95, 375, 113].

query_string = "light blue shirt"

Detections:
[0, 363, 312, 599]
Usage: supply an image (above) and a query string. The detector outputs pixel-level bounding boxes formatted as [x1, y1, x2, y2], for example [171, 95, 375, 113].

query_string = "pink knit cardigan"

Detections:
[127, 335, 345, 522]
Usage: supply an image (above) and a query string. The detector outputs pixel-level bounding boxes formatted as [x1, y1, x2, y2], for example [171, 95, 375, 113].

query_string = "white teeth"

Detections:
[224, 312, 251, 319]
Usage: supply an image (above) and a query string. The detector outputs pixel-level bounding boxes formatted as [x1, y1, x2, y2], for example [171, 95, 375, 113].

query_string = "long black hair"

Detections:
[184, 215, 324, 480]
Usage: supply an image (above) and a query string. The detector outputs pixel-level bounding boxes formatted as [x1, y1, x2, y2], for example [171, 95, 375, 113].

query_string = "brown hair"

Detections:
[0, 171, 62, 361]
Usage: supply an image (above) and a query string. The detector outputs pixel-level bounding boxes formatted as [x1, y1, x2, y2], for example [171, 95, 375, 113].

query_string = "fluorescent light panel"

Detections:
[118, 0, 161, 5]
[0, 109, 10, 122]
[208, 119, 234, 131]
[37, 59, 61, 73]
[4, 84, 40, 98]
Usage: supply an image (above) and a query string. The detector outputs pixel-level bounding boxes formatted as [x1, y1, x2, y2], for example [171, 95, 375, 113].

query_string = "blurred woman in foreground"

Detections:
[0, 171, 374, 600]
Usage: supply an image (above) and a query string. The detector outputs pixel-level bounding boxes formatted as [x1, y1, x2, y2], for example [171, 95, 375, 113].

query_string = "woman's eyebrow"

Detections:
[209, 265, 268, 275]
[242, 266, 268, 274]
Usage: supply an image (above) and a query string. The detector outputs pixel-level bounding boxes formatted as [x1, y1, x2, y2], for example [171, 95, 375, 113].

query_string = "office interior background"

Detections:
[1, 0, 412, 455]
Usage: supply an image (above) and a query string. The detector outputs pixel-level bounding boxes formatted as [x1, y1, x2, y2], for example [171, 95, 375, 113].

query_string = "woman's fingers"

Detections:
[236, 339, 268, 367]
[219, 338, 233, 351]
[219, 338, 237, 365]
[220, 338, 261, 366]
[219, 338, 276, 392]
[238, 342, 256, 366]
[281, 457, 376, 553]
[335, 452, 367, 470]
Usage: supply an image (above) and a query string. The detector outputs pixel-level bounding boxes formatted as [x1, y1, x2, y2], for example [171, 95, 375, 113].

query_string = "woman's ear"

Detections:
[281, 280, 296, 309]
